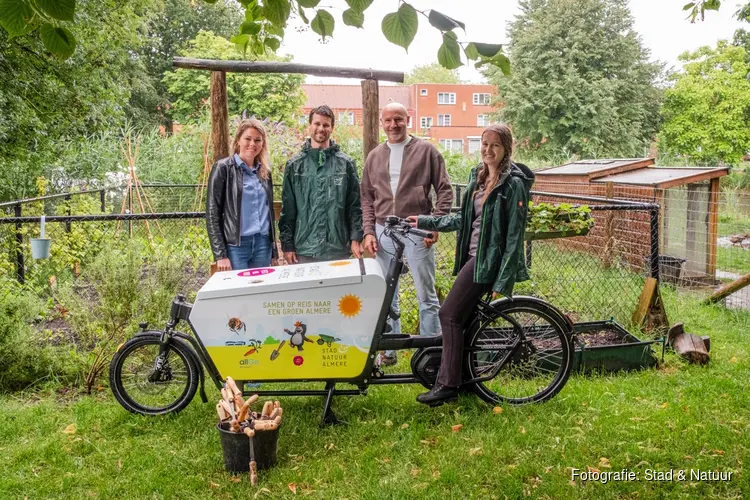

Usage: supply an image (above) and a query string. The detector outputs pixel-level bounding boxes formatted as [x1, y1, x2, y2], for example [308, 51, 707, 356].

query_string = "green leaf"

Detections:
[36, 0, 75, 21]
[342, 8, 363, 28]
[682, 2, 695, 10]
[473, 42, 503, 58]
[704, 0, 720, 10]
[345, 0, 373, 11]
[265, 37, 280, 51]
[428, 10, 465, 32]
[437, 32, 462, 70]
[40, 23, 76, 57]
[381, 3, 417, 52]
[464, 42, 479, 60]
[263, 0, 290, 27]
[203, 0, 218, 3]
[297, 0, 319, 7]
[311, 9, 334, 38]
[475, 53, 510, 75]
[267, 24, 284, 37]
[0, 0, 35, 36]
[240, 21, 261, 35]
[231, 33, 249, 45]
[298, 5, 309, 24]
[251, 38, 265, 56]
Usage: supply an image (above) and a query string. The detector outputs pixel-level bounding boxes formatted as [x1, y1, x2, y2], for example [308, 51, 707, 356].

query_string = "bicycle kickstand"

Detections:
[321, 382, 346, 427]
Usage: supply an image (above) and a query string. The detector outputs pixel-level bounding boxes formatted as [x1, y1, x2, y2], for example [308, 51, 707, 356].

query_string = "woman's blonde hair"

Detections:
[475, 123, 514, 205]
[232, 118, 270, 181]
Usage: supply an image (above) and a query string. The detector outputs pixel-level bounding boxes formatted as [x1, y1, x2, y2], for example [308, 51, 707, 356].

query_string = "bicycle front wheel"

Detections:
[110, 333, 199, 416]
[464, 299, 573, 405]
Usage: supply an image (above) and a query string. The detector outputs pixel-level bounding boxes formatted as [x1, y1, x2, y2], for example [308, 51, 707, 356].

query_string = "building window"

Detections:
[468, 137, 481, 154]
[477, 114, 491, 127]
[437, 92, 456, 105]
[420, 116, 433, 129]
[437, 114, 451, 126]
[407, 116, 413, 128]
[473, 93, 491, 105]
[337, 111, 355, 125]
[420, 89, 428, 96]
[439, 139, 463, 153]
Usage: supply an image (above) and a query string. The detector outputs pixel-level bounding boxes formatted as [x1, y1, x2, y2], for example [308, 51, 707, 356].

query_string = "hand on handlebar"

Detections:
[424, 231, 438, 248]
[405, 215, 437, 247]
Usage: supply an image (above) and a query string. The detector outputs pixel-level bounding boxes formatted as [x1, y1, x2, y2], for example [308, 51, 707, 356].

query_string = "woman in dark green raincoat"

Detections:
[407, 124, 535, 406]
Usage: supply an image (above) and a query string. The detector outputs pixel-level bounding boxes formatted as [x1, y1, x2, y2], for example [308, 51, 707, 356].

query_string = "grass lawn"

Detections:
[1, 289, 749, 499]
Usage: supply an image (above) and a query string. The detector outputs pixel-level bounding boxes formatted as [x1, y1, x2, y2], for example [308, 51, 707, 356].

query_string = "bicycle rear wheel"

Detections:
[464, 299, 573, 405]
[110, 333, 199, 416]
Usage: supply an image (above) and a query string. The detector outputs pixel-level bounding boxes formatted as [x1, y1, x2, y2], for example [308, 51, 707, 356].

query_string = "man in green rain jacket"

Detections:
[279, 105, 363, 263]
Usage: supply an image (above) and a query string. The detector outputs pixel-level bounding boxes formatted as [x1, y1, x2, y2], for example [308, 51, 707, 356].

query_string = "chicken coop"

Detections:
[533, 158, 729, 283]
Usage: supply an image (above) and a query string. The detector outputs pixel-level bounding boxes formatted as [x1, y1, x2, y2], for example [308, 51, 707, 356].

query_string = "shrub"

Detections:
[0, 284, 62, 392]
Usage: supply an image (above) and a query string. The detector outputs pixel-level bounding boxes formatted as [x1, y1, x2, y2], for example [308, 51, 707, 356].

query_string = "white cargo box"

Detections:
[189, 259, 386, 381]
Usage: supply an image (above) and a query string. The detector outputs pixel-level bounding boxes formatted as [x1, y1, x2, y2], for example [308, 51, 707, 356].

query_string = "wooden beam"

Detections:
[174, 57, 404, 83]
[210, 71, 230, 163]
[707, 177, 720, 277]
[704, 272, 750, 305]
[361, 79, 379, 163]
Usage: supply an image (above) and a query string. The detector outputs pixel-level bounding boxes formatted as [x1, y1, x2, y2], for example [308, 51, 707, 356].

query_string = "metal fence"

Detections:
[2, 182, 749, 334]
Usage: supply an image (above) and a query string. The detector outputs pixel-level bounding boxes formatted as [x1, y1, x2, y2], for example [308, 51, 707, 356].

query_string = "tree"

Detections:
[404, 62, 462, 84]
[0, 1, 510, 72]
[163, 31, 305, 124]
[488, 0, 664, 158]
[659, 41, 750, 165]
[0, 0, 157, 201]
[133, 0, 243, 131]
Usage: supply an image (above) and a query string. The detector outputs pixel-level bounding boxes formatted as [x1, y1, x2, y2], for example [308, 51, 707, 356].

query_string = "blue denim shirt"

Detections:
[234, 153, 270, 237]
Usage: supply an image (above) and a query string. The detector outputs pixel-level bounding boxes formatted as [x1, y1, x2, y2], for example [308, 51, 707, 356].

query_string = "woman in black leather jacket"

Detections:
[206, 119, 278, 271]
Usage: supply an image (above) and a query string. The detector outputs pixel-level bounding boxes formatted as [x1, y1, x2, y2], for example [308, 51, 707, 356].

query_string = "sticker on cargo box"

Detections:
[237, 268, 276, 277]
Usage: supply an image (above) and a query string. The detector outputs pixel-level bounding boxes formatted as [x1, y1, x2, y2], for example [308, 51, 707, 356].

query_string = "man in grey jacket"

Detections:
[360, 102, 454, 365]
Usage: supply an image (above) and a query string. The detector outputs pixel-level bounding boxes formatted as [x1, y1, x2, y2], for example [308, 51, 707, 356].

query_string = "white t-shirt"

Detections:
[387, 136, 411, 197]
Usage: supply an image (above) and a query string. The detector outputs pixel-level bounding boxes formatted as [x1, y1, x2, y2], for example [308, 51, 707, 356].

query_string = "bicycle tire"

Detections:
[464, 298, 573, 405]
[110, 333, 199, 416]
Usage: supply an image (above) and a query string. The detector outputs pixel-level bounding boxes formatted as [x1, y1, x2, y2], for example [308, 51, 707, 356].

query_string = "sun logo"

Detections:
[329, 261, 351, 267]
[338, 294, 362, 318]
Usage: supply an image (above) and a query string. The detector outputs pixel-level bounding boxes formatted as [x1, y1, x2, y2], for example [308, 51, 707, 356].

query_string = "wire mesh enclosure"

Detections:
[2, 181, 750, 330]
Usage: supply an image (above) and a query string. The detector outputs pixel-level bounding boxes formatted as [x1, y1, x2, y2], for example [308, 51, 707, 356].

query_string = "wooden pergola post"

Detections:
[361, 79, 380, 162]
[210, 71, 230, 163]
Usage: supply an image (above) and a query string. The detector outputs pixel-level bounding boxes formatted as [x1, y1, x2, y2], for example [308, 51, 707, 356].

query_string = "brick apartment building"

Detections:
[301, 82, 496, 155]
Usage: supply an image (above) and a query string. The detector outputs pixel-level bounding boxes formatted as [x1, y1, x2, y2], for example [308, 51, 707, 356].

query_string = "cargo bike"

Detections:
[110, 216, 575, 424]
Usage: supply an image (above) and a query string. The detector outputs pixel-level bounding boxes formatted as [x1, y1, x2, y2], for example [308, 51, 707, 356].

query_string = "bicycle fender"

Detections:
[491, 295, 574, 333]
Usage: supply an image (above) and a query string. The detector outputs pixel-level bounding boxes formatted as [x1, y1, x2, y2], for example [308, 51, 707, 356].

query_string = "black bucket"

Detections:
[658, 255, 686, 285]
[217, 422, 280, 473]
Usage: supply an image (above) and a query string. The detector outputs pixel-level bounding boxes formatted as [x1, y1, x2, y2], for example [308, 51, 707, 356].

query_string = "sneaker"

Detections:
[379, 352, 398, 366]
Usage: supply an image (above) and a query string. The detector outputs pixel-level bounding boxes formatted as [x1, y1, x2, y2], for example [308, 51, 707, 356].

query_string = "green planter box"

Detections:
[525, 212, 593, 241]
[571, 321, 660, 374]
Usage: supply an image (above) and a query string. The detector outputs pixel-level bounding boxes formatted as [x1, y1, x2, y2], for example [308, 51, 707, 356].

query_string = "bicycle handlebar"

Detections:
[383, 215, 434, 240]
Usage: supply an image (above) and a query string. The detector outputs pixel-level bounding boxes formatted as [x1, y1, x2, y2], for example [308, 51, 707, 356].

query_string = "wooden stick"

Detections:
[230, 419, 241, 433]
[273, 415, 282, 426]
[243, 427, 255, 438]
[704, 271, 750, 305]
[249, 460, 258, 486]
[219, 400, 234, 420]
[261, 401, 273, 419]
[217, 402, 229, 421]
[253, 420, 278, 431]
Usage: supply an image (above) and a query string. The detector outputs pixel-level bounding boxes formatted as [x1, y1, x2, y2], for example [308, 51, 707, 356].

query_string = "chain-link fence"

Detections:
[2, 182, 749, 335]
